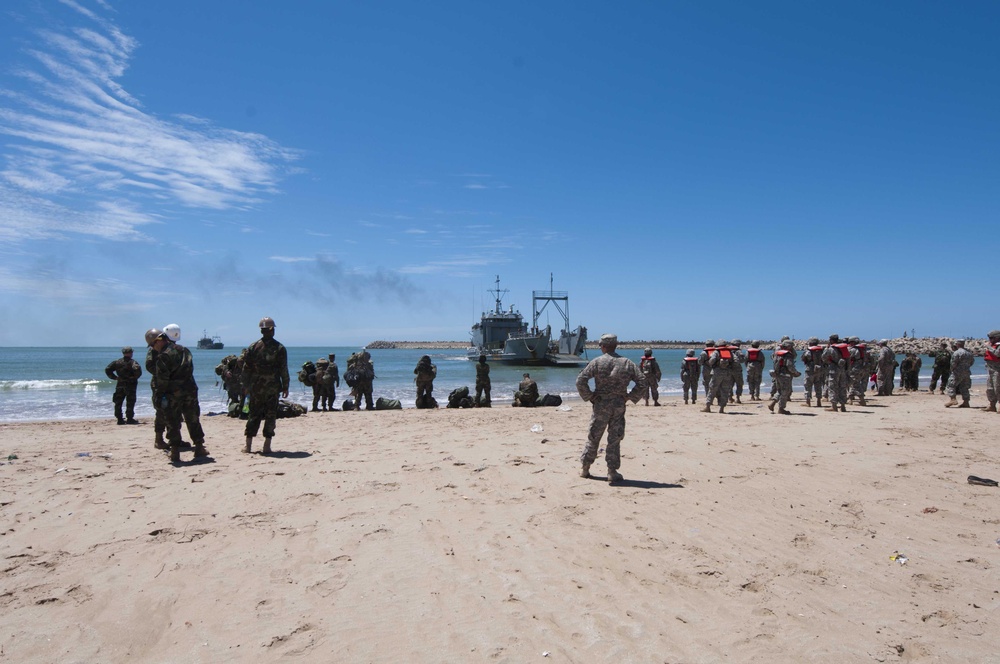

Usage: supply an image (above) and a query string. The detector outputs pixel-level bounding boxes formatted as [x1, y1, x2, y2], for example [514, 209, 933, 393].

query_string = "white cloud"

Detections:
[0, 3, 299, 243]
[269, 255, 314, 263]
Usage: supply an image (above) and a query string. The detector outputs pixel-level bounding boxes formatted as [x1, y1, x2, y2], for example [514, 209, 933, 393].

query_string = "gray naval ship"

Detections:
[467, 275, 588, 366]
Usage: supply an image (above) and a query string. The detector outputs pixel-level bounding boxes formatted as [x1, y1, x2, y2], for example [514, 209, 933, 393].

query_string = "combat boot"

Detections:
[607, 469, 624, 484]
[825, 405, 839, 412]
[986, 403, 997, 413]
[169, 446, 181, 463]
[858, 396, 867, 406]
[244, 436, 253, 453]
[581, 463, 591, 479]
[262, 437, 273, 455]
[815, 397, 822, 408]
[779, 408, 791, 415]
[735, 396, 742, 404]
[958, 401, 970, 408]
[718, 404, 726, 413]
[684, 398, 688, 405]
[193, 444, 209, 458]
[700, 404, 712, 413]
[944, 397, 958, 408]
[116, 417, 126, 425]
[939, 388, 945, 395]
[654, 400, 660, 406]
[154, 432, 169, 450]
[840, 405, 847, 412]
[805, 398, 811, 407]
[767, 399, 776, 413]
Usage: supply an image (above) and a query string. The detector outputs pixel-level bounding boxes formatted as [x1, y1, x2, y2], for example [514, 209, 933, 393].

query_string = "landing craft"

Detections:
[197, 331, 225, 350]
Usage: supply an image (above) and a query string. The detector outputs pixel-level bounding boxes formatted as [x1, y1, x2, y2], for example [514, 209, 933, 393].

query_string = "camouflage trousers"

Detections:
[475, 379, 491, 406]
[826, 367, 849, 407]
[985, 364, 1000, 405]
[162, 390, 204, 447]
[876, 366, 894, 395]
[707, 373, 734, 408]
[804, 368, 826, 401]
[701, 373, 711, 399]
[732, 368, 744, 398]
[746, 365, 763, 399]
[312, 384, 334, 410]
[113, 384, 137, 420]
[772, 374, 793, 409]
[682, 375, 699, 401]
[929, 368, 949, 391]
[580, 396, 627, 472]
[353, 380, 374, 410]
[245, 387, 280, 438]
[643, 379, 659, 403]
[946, 371, 971, 403]
[848, 370, 868, 400]
[151, 390, 165, 437]
[415, 377, 434, 401]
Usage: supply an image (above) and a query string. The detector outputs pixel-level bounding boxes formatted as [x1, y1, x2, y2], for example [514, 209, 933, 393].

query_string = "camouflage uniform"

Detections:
[105, 349, 141, 423]
[313, 359, 334, 411]
[767, 341, 800, 413]
[145, 346, 166, 447]
[153, 341, 205, 451]
[352, 351, 376, 410]
[475, 357, 491, 407]
[514, 374, 539, 407]
[639, 349, 662, 406]
[216, 353, 246, 417]
[945, 343, 974, 407]
[985, 332, 1000, 411]
[928, 344, 951, 393]
[729, 341, 745, 403]
[327, 355, 340, 405]
[703, 340, 735, 413]
[822, 336, 850, 411]
[900, 354, 921, 391]
[697, 340, 715, 400]
[414, 355, 437, 408]
[846, 338, 868, 405]
[876, 342, 896, 396]
[680, 351, 700, 404]
[801, 339, 826, 407]
[743, 342, 766, 401]
[577, 336, 645, 480]
[242, 335, 290, 439]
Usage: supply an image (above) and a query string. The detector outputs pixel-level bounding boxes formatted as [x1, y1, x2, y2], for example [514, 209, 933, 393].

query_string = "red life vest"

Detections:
[833, 343, 850, 359]
[703, 347, 716, 354]
[684, 357, 699, 366]
[808, 345, 823, 353]
[986, 344, 999, 362]
[718, 349, 732, 360]
[856, 344, 867, 360]
[747, 348, 761, 361]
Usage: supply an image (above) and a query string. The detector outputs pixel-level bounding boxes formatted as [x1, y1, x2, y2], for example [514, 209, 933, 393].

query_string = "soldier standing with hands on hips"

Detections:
[242, 317, 289, 455]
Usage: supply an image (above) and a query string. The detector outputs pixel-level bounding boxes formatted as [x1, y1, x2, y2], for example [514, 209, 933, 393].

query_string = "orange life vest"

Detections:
[718, 349, 732, 360]
[747, 348, 762, 361]
[986, 344, 999, 362]
[833, 343, 850, 359]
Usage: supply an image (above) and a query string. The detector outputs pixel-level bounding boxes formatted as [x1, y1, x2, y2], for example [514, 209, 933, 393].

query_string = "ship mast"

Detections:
[488, 274, 509, 315]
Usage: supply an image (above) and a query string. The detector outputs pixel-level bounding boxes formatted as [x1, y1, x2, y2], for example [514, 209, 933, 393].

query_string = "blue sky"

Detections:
[0, 1, 997, 348]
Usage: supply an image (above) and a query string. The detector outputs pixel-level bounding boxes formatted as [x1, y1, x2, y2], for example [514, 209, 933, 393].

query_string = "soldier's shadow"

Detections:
[606, 478, 683, 489]
[263, 451, 313, 459]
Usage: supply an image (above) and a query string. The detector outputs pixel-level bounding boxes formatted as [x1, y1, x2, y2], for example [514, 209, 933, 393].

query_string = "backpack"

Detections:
[540, 393, 563, 407]
[276, 400, 307, 418]
[375, 397, 402, 410]
[297, 361, 317, 386]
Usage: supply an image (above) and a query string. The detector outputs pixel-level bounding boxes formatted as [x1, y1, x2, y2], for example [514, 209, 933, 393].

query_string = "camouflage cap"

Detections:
[122, 346, 133, 354]
[317, 358, 329, 365]
[988, 330, 1000, 339]
[716, 339, 728, 347]
[807, 337, 819, 345]
[955, 339, 966, 347]
[781, 340, 794, 350]
[829, 334, 840, 342]
[705, 339, 716, 347]
[751, 340, 761, 347]
[879, 339, 888, 345]
[599, 334, 618, 346]
[685, 349, 696, 357]
[731, 339, 742, 346]
[849, 336, 860, 344]
[643, 347, 652, 355]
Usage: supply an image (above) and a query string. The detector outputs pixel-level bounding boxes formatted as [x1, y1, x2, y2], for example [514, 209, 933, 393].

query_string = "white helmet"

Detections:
[163, 323, 181, 342]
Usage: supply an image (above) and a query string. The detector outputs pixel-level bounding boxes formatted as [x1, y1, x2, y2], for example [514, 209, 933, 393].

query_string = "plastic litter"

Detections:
[98, 453, 112, 459]
[7, 454, 17, 461]
[889, 551, 908, 565]
[557, 405, 572, 412]
[530, 424, 543, 433]
[54, 467, 68, 474]
[76, 452, 90, 457]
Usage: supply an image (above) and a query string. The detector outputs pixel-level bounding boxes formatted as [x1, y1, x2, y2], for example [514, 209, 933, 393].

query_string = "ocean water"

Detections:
[0, 347, 979, 423]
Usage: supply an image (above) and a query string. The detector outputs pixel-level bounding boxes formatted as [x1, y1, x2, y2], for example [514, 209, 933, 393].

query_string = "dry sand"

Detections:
[1, 388, 998, 663]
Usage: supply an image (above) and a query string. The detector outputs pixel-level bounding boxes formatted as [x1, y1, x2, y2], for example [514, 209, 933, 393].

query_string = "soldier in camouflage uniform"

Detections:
[327, 353, 341, 405]
[150, 331, 208, 463]
[743, 340, 766, 401]
[984, 330, 1000, 413]
[577, 334, 645, 484]
[639, 348, 662, 406]
[729, 340, 745, 404]
[769, 336, 792, 399]
[928, 342, 951, 394]
[105, 346, 142, 424]
[144, 329, 168, 450]
[681, 349, 700, 404]
[801, 337, 825, 407]
[702, 339, 735, 413]
[242, 317, 290, 454]
[414, 355, 437, 408]
[351, 351, 376, 410]
[313, 358, 335, 411]
[944, 339, 974, 408]
[514, 373, 540, 407]
[875, 340, 896, 396]
[822, 334, 850, 412]
[697, 340, 715, 401]
[846, 336, 869, 406]
[767, 340, 801, 414]
[475, 354, 491, 407]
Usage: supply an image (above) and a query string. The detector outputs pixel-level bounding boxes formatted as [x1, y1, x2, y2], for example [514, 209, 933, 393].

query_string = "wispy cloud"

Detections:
[397, 255, 510, 276]
[269, 255, 314, 263]
[0, 1, 299, 242]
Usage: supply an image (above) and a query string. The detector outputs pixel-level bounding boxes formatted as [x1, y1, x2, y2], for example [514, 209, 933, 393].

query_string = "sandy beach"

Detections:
[1, 386, 998, 663]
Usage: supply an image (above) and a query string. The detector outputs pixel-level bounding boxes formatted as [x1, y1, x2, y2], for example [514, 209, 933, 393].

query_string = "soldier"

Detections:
[846, 336, 869, 406]
[105, 346, 142, 425]
[899, 353, 921, 391]
[801, 337, 825, 407]
[352, 351, 376, 410]
[313, 358, 334, 411]
[928, 342, 951, 394]
[576, 334, 645, 484]
[149, 330, 208, 464]
[702, 339, 735, 413]
[985, 330, 1000, 413]
[215, 353, 246, 417]
[697, 340, 715, 401]
[414, 355, 437, 408]
[769, 336, 792, 399]
[639, 348, 662, 406]
[681, 349, 700, 404]
[875, 340, 896, 396]
[144, 328, 168, 450]
[767, 340, 801, 414]
[729, 339, 745, 404]
[944, 339, 974, 408]
[514, 372, 539, 407]
[327, 353, 341, 405]
[822, 334, 850, 412]
[475, 354, 491, 407]
[744, 340, 766, 401]
[242, 317, 289, 454]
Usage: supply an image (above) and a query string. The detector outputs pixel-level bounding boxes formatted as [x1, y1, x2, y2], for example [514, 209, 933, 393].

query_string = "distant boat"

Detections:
[197, 331, 224, 350]
[467, 275, 587, 366]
